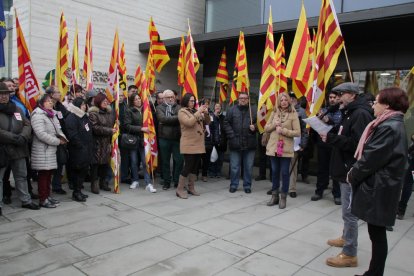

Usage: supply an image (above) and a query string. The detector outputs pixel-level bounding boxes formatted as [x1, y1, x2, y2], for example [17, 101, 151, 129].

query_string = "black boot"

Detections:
[72, 191, 86, 202]
[99, 180, 111, 192]
[267, 190, 279, 206]
[397, 206, 406, 220]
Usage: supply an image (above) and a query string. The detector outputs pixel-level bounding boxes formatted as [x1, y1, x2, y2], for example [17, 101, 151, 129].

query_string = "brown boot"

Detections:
[267, 190, 279, 206]
[91, 180, 99, 194]
[279, 193, 287, 209]
[327, 236, 345, 247]
[187, 174, 200, 196]
[326, 252, 358, 267]
[176, 175, 188, 199]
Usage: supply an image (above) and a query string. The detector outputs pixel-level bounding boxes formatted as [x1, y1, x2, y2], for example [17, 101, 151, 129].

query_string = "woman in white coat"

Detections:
[31, 94, 67, 208]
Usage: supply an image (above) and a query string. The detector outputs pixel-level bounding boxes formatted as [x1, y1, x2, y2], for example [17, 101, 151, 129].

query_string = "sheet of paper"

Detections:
[302, 116, 333, 135]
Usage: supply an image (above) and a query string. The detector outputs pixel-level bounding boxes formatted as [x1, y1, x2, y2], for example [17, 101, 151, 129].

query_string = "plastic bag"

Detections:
[210, 146, 218, 162]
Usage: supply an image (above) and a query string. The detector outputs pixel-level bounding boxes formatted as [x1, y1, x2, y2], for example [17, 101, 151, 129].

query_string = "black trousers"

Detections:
[315, 145, 340, 198]
[72, 166, 89, 193]
[365, 223, 387, 276]
[182, 154, 201, 177]
[201, 147, 213, 177]
[398, 159, 414, 214]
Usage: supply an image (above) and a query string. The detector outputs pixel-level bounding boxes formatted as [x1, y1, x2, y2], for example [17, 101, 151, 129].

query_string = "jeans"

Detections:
[270, 156, 291, 194]
[229, 150, 255, 189]
[52, 162, 63, 191]
[0, 158, 32, 207]
[159, 138, 183, 185]
[129, 147, 151, 184]
[340, 182, 358, 256]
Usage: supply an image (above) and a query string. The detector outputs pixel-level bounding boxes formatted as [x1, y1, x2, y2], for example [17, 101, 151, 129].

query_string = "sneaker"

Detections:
[327, 237, 345, 247]
[326, 252, 358, 267]
[48, 197, 60, 206]
[129, 181, 139, 189]
[146, 184, 157, 193]
[40, 199, 57, 208]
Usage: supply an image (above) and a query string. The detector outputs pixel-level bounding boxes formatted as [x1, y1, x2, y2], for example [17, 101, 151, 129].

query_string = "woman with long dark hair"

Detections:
[176, 93, 210, 199]
[348, 87, 409, 276]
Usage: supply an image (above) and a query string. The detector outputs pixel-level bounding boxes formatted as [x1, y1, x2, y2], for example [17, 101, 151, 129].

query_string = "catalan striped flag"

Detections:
[15, 9, 41, 112]
[119, 41, 128, 99]
[275, 35, 287, 94]
[257, 9, 276, 133]
[230, 31, 250, 104]
[83, 19, 93, 90]
[145, 47, 156, 94]
[56, 11, 69, 101]
[286, 3, 312, 98]
[305, 28, 317, 115]
[177, 35, 185, 87]
[71, 20, 79, 87]
[219, 83, 228, 104]
[148, 17, 170, 72]
[216, 47, 229, 103]
[142, 75, 158, 174]
[134, 64, 144, 97]
[406, 67, 414, 109]
[105, 30, 119, 103]
[183, 24, 199, 98]
[310, 0, 344, 115]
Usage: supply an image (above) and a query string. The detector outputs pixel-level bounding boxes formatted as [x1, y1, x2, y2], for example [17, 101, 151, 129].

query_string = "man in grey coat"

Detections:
[0, 82, 39, 216]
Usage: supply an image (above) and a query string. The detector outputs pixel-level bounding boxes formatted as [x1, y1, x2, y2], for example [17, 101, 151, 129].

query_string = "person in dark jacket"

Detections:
[88, 93, 116, 193]
[200, 98, 214, 182]
[156, 89, 183, 190]
[65, 98, 93, 202]
[397, 132, 414, 220]
[45, 86, 71, 195]
[348, 87, 409, 276]
[322, 82, 374, 268]
[0, 83, 40, 215]
[224, 92, 257, 193]
[208, 103, 227, 178]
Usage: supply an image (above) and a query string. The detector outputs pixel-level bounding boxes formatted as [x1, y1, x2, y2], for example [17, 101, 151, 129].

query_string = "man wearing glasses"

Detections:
[224, 92, 257, 193]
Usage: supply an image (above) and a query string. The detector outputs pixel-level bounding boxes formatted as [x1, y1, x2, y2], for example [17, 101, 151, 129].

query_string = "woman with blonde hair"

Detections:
[265, 92, 300, 209]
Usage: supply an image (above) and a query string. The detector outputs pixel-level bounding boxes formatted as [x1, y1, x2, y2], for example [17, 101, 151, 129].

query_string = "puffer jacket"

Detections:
[211, 112, 227, 152]
[0, 102, 31, 160]
[156, 103, 181, 140]
[89, 105, 115, 165]
[31, 107, 66, 170]
[348, 115, 408, 226]
[224, 104, 257, 151]
[65, 104, 94, 169]
[123, 106, 144, 148]
[265, 108, 300, 157]
[178, 107, 210, 154]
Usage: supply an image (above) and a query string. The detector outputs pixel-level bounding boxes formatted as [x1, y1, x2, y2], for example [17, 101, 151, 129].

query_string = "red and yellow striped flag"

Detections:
[71, 20, 79, 87]
[310, 0, 344, 116]
[216, 47, 229, 84]
[183, 24, 199, 99]
[275, 35, 287, 94]
[258, 9, 276, 133]
[177, 35, 185, 87]
[83, 19, 93, 90]
[105, 30, 119, 103]
[286, 3, 312, 98]
[118, 41, 128, 99]
[56, 11, 69, 100]
[142, 75, 158, 174]
[15, 9, 41, 112]
[134, 64, 144, 97]
[219, 83, 228, 104]
[235, 31, 250, 93]
[148, 17, 170, 72]
[145, 47, 156, 94]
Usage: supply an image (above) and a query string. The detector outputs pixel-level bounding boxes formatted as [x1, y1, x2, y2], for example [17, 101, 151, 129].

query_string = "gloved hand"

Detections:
[14, 135, 27, 146]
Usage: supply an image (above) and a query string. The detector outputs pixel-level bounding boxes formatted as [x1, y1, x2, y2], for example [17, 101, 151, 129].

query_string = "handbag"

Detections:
[56, 144, 69, 164]
[121, 133, 138, 150]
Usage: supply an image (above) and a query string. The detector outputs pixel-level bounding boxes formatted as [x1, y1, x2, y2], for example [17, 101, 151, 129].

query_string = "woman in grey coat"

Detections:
[31, 94, 68, 208]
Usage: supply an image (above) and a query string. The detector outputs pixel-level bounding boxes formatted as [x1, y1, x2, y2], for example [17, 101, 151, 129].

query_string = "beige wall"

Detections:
[12, 0, 205, 92]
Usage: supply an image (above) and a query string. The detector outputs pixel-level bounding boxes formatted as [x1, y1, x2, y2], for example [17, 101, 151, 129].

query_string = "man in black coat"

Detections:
[321, 82, 374, 268]
[224, 92, 257, 193]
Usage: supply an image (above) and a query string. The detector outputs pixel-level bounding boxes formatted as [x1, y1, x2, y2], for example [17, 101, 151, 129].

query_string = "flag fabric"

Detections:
[134, 64, 144, 97]
[145, 46, 156, 93]
[257, 10, 276, 133]
[148, 17, 170, 72]
[183, 25, 199, 99]
[83, 19, 93, 90]
[56, 11, 69, 100]
[310, 0, 344, 115]
[216, 47, 229, 84]
[119, 41, 128, 99]
[305, 28, 317, 115]
[219, 83, 228, 104]
[177, 35, 185, 87]
[394, 70, 401, 87]
[141, 75, 158, 174]
[0, 1, 6, 67]
[105, 30, 119, 103]
[406, 68, 414, 109]
[15, 10, 41, 112]
[42, 69, 55, 90]
[275, 35, 287, 93]
[71, 21, 79, 87]
[364, 71, 379, 95]
[229, 82, 238, 104]
[234, 31, 250, 93]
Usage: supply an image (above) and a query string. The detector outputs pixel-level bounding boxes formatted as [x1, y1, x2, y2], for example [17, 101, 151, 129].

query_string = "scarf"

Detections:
[165, 104, 172, 117]
[40, 106, 55, 118]
[354, 109, 403, 160]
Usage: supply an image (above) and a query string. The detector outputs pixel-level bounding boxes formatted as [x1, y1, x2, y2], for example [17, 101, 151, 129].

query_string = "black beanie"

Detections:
[72, 97, 86, 109]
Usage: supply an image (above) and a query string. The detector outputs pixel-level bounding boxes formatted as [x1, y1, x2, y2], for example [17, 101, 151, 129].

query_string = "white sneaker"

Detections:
[129, 181, 139, 189]
[146, 184, 156, 193]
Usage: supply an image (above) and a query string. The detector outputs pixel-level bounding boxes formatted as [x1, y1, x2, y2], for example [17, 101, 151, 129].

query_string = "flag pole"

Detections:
[343, 43, 353, 82]
[210, 80, 216, 104]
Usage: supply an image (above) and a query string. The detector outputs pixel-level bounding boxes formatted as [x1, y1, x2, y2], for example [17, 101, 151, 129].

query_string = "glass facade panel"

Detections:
[343, 0, 414, 12]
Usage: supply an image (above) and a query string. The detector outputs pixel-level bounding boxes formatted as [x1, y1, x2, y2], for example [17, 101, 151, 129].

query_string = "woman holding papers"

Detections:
[265, 92, 300, 209]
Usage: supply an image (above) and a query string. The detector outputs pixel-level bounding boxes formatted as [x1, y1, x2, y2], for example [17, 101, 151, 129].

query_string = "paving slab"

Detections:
[386, 235, 414, 275]
[261, 208, 325, 232]
[190, 217, 246, 237]
[0, 218, 44, 241]
[207, 239, 254, 258]
[41, 266, 86, 276]
[108, 207, 155, 224]
[0, 234, 45, 261]
[161, 227, 215, 249]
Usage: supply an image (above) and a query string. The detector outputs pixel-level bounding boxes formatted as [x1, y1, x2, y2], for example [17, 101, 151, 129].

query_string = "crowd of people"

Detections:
[0, 77, 413, 275]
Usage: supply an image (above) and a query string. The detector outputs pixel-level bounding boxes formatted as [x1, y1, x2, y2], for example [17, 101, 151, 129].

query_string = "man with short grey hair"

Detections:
[156, 90, 183, 190]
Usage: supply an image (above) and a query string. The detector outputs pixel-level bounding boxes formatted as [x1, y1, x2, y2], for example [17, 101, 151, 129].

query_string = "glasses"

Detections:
[189, 100, 195, 102]
[165, 96, 175, 99]
[239, 97, 249, 100]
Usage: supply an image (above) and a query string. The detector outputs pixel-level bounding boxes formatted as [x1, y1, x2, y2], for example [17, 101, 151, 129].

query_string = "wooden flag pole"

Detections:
[343, 44, 353, 83]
